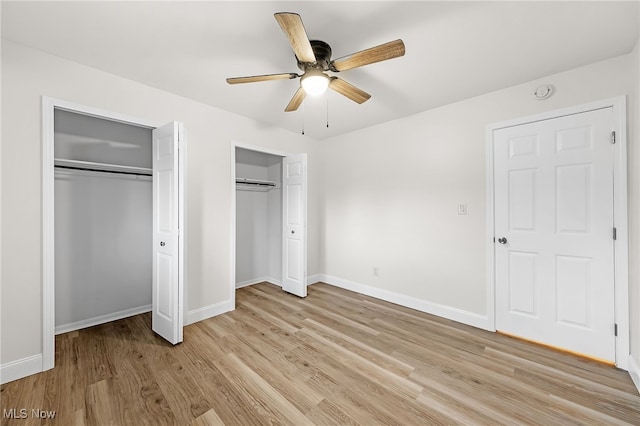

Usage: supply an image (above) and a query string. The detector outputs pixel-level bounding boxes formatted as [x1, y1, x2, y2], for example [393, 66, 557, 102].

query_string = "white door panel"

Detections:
[152, 121, 184, 344]
[508, 251, 537, 317]
[282, 154, 307, 297]
[494, 107, 615, 362]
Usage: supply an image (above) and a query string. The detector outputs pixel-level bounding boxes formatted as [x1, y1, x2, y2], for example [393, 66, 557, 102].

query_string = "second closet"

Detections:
[235, 147, 283, 288]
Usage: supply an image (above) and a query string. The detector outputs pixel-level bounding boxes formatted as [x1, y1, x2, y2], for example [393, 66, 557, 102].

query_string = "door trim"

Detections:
[485, 96, 628, 369]
[42, 96, 165, 371]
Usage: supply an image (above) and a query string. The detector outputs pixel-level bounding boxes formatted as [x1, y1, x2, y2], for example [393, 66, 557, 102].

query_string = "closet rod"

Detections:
[54, 158, 152, 176]
[54, 165, 152, 177]
[235, 178, 276, 187]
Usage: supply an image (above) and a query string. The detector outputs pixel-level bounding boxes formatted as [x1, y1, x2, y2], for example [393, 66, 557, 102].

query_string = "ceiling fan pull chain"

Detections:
[301, 101, 305, 135]
[326, 93, 330, 129]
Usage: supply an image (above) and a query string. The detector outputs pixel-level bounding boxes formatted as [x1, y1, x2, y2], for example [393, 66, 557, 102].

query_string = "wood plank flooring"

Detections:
[2, 282, 639, 425]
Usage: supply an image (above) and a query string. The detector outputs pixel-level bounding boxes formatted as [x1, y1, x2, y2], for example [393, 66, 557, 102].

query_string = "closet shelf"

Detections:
[236, 177, 277, 192]
[54, 158, 152, 176]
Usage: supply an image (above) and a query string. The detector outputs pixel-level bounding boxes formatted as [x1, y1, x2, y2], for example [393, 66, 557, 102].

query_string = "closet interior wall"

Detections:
[235, 148, 283, 287]
[54, 109, 153, 333]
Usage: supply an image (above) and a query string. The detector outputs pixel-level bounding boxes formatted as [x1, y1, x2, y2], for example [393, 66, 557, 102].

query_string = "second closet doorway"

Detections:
[233, 145, 307, 299]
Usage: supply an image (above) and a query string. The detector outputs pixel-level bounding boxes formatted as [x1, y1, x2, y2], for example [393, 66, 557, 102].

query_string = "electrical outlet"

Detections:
[458, 203, 467, 215]
[373, 267, 379, 277]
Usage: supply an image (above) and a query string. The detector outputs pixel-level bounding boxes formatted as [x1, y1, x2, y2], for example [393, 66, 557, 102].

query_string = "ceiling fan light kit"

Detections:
[226, 12, 405, 112]
[300, 69, 329, 96]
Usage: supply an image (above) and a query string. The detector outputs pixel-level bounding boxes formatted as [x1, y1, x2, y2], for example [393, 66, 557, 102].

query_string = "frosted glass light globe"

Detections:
[301, 71, 329, 96]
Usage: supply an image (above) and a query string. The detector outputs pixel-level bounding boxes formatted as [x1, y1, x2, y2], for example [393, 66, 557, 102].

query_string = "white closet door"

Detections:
[282, 154, 307, 297]
[152, 122, 184, 344]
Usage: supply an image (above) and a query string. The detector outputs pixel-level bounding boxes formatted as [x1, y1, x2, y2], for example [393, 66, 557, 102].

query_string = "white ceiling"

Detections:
[2, 1, 639, 139]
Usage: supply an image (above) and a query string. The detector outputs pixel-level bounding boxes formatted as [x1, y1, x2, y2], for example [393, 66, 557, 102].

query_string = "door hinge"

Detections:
[614, 323, 618, 336]
[610, 131, 616, 144]
[613, 227, 617, 240]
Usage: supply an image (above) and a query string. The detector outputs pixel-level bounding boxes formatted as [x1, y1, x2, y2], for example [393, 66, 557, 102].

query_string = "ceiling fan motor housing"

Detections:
[297, 40, 332, 71]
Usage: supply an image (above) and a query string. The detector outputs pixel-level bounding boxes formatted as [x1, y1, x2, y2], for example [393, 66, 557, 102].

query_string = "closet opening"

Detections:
[54, 109, 153, 335]
[232, 144, 308, 301]
[42, 97, 185, 372]
[235, 148, 284, 289]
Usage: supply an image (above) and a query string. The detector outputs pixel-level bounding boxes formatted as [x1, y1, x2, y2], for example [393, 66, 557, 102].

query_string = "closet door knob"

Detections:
[160, 241, 166, 247]
[291, 230, 295, 234]
[497, 237, 507, 244]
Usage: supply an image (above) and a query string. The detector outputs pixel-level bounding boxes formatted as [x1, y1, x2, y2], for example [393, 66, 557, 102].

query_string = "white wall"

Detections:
[235, 188, 269, 284]
[54, 170, 152, 330]
[267, 162, 282, 281]
[318, 52, 638, 326]
[0, 40, 317, 369]
[54, 109, 153, 168]
[235, 162, 270, 285]
[630, 37, 640, 371]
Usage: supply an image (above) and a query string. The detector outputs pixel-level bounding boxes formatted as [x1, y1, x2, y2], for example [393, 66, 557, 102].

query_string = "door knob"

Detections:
[160, 241, 166, 247]
[497, 237, 507, 244]
[291, 230, 295, 234]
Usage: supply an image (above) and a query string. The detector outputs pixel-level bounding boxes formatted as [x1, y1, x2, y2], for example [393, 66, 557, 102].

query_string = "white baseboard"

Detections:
[236, 275, 321, 289]
[235, 276, 282, 289]
[307, 274, 323, 285]
[629, 354, 640, 394]
[318, 274, 490, 331]
[0, 354, 43, 385]
[55, 305, 152, 335]
[186, 300, 234, 325]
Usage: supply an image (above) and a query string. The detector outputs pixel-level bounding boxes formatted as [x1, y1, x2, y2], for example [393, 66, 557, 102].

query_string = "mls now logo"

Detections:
[3, 408, 56, 419]
[3, 409, 27, 419]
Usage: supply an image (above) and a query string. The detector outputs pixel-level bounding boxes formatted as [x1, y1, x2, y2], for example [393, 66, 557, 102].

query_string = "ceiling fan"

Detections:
[226, 12, 405, 112]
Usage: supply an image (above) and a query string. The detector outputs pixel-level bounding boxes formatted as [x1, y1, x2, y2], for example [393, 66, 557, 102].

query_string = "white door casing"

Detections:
[493, 107, 615, 362]
[282, 153, 308, 297]
[42, 97, 186, 375]
[152, 122, 184, 344]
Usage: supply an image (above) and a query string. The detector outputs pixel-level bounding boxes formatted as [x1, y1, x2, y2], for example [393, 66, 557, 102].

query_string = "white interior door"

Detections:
[282, 153, 307, 297]
[494, 107, 615, 362]
[152, 121, 184, 344]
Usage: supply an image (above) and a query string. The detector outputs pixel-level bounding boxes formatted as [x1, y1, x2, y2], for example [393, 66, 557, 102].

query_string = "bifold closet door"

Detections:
[282, 153, 307, 297]
[152, 121, 184, 345]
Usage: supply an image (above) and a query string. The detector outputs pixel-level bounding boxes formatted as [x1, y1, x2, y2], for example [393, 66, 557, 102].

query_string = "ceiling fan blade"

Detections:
[285, 87, 306, 112]
[331, 39, 405, 72]
[274, 12, 316, 63]
[226, 73, 299, 85]
[329, 77, 371, 104]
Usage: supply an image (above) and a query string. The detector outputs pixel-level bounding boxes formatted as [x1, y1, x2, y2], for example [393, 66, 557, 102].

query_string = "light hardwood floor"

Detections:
[2, 282, 639, 425]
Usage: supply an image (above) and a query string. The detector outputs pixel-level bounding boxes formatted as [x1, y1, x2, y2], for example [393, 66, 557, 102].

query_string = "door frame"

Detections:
[485, 96, 628, 369]
[41, 96, 184, 370]
[230, 141, 306, 307]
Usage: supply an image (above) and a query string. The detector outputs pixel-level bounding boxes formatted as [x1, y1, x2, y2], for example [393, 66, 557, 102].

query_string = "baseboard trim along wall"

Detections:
[629, 355, 640, 394]
[55, 305, 152, 335]
[0, 354, 43, 385]
[317, 274, 491, 331]
[186, 300, 234, 325]
[235, 277, 282, 289]
[307, 274, 323, 286]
